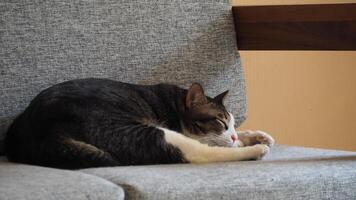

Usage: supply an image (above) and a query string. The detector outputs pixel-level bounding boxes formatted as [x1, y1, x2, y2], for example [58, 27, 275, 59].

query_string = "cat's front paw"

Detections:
[238, 130, 275, 147]
[255, 130, 275, 147]
[251, 144, 270, 160]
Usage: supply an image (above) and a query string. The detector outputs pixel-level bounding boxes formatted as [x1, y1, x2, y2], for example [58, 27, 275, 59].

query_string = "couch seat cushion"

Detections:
[81, 145, 356, 200]
[0, 158, 124, 200]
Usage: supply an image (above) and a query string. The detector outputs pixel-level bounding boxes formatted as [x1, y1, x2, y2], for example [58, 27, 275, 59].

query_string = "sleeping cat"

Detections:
[5, 78, 274, 169]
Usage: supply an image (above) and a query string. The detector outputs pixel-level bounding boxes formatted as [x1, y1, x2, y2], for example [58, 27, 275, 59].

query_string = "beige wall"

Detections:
[231, 0, 356, 151]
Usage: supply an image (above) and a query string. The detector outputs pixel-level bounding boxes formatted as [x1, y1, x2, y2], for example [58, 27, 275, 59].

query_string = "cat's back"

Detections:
[36, 78, 131, 99]
[4, 78, 154, 164]
[6, 78, 143, 138]
[5, 78, 189, 168]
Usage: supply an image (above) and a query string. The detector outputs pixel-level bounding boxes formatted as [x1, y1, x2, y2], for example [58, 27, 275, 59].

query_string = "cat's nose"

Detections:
[231, 133, 238, 142]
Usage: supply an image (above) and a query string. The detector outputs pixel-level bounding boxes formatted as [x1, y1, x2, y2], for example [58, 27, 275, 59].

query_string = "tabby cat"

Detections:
[5, 78, 274, 169]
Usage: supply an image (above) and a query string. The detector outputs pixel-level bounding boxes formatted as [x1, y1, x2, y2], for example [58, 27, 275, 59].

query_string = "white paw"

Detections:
[254, 130, 275, 147]
[238, 130, 275, 147]
[253, 144, 270, 160]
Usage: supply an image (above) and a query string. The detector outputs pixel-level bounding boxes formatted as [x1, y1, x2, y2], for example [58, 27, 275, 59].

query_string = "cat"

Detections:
[5, 78, 274, 169]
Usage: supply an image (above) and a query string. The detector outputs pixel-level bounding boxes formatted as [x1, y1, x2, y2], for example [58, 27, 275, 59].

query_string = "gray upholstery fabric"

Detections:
[0, 159, 125, 200]
[0, 0, 244, 154]
[81, 145, 356, 200]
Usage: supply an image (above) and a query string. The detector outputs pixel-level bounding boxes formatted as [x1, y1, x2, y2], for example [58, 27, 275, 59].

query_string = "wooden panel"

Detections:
[232, 4, 356, 50]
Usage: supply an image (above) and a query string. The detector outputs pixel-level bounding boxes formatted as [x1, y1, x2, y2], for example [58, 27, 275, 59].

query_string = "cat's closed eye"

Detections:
[194, 118, 228, 131]
[216, 118, 228, 130]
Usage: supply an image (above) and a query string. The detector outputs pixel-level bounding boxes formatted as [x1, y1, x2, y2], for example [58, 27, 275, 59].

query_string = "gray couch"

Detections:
[0, 0, 355, 199]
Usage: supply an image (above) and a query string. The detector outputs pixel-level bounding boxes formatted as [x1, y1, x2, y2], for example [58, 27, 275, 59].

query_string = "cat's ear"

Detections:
[186, 83, 207, 109]
[213, 90, 229, 105]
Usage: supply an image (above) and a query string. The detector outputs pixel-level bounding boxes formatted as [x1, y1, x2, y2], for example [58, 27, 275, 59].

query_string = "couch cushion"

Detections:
[0, 0, 245, 154]
[0, 158, 124, 200]
[81, 145, 356, 200]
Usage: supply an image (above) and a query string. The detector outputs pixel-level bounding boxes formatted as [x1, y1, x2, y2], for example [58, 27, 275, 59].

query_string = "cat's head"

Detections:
[182, 83, 238, 147]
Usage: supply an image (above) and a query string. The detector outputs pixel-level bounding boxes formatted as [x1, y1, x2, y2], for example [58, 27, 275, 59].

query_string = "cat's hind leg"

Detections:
[41, 137, 119, 169]
[159, 127, 269, 163]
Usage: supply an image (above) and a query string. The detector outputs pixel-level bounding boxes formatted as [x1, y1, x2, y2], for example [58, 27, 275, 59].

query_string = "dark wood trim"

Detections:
[232, 4, 356, 50]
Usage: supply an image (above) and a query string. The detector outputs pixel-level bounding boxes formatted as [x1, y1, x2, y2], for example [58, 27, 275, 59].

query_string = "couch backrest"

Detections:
[0, 0, 246, 154]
